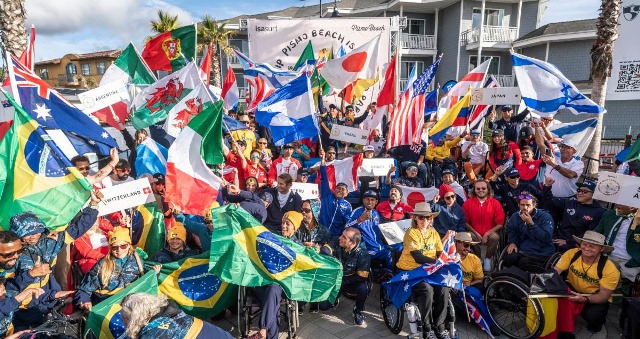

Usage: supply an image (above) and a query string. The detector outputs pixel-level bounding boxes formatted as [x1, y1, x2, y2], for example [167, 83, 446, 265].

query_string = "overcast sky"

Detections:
[21, 0, 601, 61]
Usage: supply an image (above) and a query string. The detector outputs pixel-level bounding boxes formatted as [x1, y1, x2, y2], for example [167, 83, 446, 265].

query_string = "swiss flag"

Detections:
[319, 35, 380, 91]
[397, 185, 439, 209]
[221, 66, 239, 110]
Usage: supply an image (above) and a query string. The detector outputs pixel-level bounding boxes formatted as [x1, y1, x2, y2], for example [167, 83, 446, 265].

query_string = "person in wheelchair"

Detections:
[74, 227, 161, 312]
[120, 292, 233, 338]
[346, 190, 393, 275]
[396, 202, 453, 339]
[455, 232, 484, 293]
[246, 211, 303, 339]
[149, 223, 199, 263]
[554, 231, 621, 336]
[503, 195, 555, 273]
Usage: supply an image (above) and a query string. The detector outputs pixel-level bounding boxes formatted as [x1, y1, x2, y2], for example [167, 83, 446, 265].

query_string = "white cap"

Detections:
[560, 139, 578, 150]
[363, 145, 375, 152]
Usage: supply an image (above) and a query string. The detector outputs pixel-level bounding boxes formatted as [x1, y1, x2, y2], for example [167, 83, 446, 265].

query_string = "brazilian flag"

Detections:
[132, 201, 166, 257]
[84, 271, 158, 339]
[209, 205, 343, 302]
[150, 252, 237, 318]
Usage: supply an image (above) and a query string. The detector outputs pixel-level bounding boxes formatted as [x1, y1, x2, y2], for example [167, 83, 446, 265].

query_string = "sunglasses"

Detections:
[300, 173, 309, 177]
[455, 241, 471, 248]
[0, 248, 24, 258]
[110, 244, 129, 251]
[576, 189, 592, 194]
[301, 208, 312, 213]
[258, 142, 267, 145]
[415, 215, 433, 220]
[251, 156, 260, 159]
[327, 152, 336, 155]
[507, 176, 520, 179]
[518, 194, 533, 200]
[407, 168, 418, 172]
[444, 195, 456, 201]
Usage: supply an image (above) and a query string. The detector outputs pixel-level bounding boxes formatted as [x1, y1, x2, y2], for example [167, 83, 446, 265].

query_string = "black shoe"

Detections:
[310, 302, 319, 313]
[353, 307, 365, 326]
[436, 329, 451, 339]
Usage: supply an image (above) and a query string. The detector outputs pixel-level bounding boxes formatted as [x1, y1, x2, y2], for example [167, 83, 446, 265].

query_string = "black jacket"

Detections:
[264, 188, 302, 234]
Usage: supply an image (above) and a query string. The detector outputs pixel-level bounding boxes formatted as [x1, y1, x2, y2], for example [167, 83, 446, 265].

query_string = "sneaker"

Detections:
[437, 329, 451, 339]
[310, 302, 319, 313]
[483, 258, 492, 271]
[297, 301, 305, 316]
[423, 330, 438, 339]
[353, 307, 365, 326]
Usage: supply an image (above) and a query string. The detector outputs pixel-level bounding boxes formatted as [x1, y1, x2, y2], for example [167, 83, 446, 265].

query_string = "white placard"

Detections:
[330, 124, 369, 145]
[290, 182, 319, 200]
[378, 219, 413, 245]
[359, 158, 395, 176]
[594, 172, 640, 208]
[470, 87, 522, 105]
[78, 80, 129, 114]
[606, 0, 640, 100]
[97, 179, 156, 216]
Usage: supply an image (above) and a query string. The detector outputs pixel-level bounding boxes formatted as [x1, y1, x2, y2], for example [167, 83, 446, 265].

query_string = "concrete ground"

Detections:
[213, 283, 622, 339]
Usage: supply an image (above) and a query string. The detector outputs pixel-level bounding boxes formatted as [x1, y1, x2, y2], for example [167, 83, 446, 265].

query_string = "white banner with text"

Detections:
[97, 179, 156, 216]
[290, 182, 320, 200]
[594, 172, 640, 208]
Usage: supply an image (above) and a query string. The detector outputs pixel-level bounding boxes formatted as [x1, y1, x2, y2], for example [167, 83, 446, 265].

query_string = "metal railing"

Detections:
[492, 74, 515, 87]
[461, 26, 518, 44]
[400, 33, 436, 50]
[239, 87, 247, 99]
[227, 54, 241, 66]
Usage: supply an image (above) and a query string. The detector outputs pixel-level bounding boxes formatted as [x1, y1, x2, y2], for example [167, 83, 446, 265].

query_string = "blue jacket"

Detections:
[346, 207, 384, 254]
[506, 208, 555, 257]
[138, 301, 233, 339]
[149, 246, 199, 264]
[334, 245, 371, 284]
[0, 294, 19, 337]
[222, 188, 267, 223]
[319, 166, 352, 237]
[429, 201, 466, 236]
[176, 214, 212, 252]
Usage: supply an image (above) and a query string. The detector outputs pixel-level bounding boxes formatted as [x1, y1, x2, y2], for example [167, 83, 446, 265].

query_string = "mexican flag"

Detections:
[84, 271, 158, 339]
[142, 25, 196, 73]
[151, 252, 237, 318]
[162, 83, 215, 138]
[130, 62, 202, 130]
[100, 42, 156, 86]
[165, 101, 224, 215]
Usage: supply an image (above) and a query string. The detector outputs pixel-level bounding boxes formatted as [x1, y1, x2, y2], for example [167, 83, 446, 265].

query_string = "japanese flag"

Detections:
[397, 185, 439, 208]
[319, 35, 381, 91]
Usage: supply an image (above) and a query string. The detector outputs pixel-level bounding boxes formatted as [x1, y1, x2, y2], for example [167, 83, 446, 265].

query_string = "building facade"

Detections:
[218, 0, 638, 138]
[34, 49, 121, 89]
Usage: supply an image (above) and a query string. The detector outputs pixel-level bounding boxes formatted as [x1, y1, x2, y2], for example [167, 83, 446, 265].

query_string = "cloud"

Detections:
[541, 0, 600, 24]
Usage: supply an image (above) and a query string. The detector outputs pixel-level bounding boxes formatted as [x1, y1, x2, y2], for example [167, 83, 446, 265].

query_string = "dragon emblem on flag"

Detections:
[172, 97, 204, 129]
[145, 78, 185, 113]
[162, 38, 182, 60]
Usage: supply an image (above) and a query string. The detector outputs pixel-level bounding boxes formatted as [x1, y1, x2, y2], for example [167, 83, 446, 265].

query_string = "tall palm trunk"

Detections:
[0, 0, 27, 57]
[584, 0, 622, 176]
[211, 46, 222, 88]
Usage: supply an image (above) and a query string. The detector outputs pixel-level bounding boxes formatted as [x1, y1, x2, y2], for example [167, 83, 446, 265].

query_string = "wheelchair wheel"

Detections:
[496, 247, 508, 271]
[379, 284, 404, 334]
[485, 276, 544, 339]
[283, 298, 298, 339]
[544, 252, 563, 271]
[446, 297, 456, 338]
[237, 286, 251, 338]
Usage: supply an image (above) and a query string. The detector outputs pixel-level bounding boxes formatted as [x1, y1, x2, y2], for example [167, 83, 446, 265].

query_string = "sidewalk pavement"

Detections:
[212, 283, 622, 339]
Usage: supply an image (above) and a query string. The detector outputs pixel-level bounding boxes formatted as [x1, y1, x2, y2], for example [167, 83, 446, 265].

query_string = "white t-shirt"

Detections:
[100, 175, 135, 187]
[277, 191, 290, 207]
[610, 218, 632, 261]
[461, 141, 489, 164]
[545, 156, 584, 198]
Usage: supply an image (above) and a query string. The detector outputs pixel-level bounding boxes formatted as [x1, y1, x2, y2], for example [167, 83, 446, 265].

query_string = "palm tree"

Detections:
[149, 10, 180, 35]
[197, 15, 236, 88]
[0, 0, 27, 57]
[583, 0, 622, 176]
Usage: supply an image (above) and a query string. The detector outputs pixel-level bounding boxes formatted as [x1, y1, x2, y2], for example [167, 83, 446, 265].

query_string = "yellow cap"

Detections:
[108, 226, 131, 245]
[283, 211, 303, 231]
[168, 222, 187, 242]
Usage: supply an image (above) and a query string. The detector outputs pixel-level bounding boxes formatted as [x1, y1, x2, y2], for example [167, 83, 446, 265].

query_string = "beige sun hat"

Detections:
[572, 230, 614, 253]
[454, 232, 480, 244]
[409, 202, 440, 217]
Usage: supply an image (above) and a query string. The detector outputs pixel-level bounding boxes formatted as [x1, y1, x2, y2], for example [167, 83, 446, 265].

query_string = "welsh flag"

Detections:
[162, 83, 215, 138]
[130, 62, 202, 130]
[84, 271, 158, 339]
[142, 25, 196, 73]
[100, 43, 156, 86]
[165, 101, 224, 215]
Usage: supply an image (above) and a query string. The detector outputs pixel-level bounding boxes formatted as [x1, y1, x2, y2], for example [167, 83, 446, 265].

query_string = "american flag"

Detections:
[386, 56, 441, 149]
[469, 75, 500, 131]
[438, 58, 491, 115]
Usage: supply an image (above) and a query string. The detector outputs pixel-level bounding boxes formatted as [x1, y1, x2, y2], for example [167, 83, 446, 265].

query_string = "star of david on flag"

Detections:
[383, 235, 463, 308]
[5, 52, 118, 155]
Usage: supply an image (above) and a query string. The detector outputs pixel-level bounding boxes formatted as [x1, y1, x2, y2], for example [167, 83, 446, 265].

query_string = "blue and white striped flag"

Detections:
[255, 74, 318, 146]
[511, 52, 605, 117]
[548, 118, 598, 158]
[135, 137, 168, 176]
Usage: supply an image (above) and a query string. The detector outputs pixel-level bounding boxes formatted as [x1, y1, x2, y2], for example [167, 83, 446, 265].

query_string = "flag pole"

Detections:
[131, 42, 158, 81]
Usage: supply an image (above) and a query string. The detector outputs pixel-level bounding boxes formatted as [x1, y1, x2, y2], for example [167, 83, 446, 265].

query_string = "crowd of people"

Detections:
[0, 102, 639, 339]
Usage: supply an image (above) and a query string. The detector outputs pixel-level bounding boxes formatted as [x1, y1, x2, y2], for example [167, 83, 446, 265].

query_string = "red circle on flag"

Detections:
[341, 52, 368, 72]
[406, 192, 426, 209]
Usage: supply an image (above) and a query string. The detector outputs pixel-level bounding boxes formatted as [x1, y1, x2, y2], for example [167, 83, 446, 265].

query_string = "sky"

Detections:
[22, 0, 601, 62]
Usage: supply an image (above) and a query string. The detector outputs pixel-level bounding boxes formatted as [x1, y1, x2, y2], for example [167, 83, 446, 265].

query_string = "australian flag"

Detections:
[455, 286, 495, 338]
[6, 53, 118, 155]
[383, 235, 463, 308]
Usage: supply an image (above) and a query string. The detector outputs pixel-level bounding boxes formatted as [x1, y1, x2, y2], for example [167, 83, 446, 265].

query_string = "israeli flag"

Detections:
[255, 74, 318, 146]
[511, 52, 606, 117]
[548, 118, 598, 158]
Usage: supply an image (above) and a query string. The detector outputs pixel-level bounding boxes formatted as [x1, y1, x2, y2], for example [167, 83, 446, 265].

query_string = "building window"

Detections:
[81, 63, 91, 76]
[472, 8, 504, 28]
[66, 63, 77, 83]
[400, 61, 424, 90]
[229, 39, 249, 54]
[39, 68, 49, 80]
[96, 61, 107, 75]
[406, 19, 425, 35]
[469, 56, 500, 75]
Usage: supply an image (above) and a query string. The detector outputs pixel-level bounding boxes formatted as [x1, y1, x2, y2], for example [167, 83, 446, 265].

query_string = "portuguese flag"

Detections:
[142, 25, 196, 73]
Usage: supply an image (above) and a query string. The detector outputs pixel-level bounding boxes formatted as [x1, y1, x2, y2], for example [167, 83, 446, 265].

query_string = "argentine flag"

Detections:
[511, 52, 605, 117]
[135, 137, 168, 176]
[255, 74, 318, 146]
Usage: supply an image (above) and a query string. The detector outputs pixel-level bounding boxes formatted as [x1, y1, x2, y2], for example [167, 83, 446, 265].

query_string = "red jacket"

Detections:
[462, 197, 505, 236]
[376, 201, 414, 222]
[267, 157, 302, 185]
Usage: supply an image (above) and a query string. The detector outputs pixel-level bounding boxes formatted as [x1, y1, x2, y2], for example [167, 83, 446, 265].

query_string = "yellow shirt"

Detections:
[396, 227, 442, 271]
[231, 130, 257, 159]
[555, 248, 620, 301]
[460, 253, 484, 284]
[425, 137, 462, 161]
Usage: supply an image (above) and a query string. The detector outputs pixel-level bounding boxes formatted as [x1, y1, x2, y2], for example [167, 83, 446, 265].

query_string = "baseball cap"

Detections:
[576, 181, 596, 192]
[363, 190, 378, 200]
[492, 129, 505, 137]
[501, 105, 513, 111]
[441, 169, 455, 177]
[259, 191, 273, 204]
[470, 130, 481, 136]
[560, 139, 578, 150]
[153, 173, 165, 184]
[363, 145, 375, 152]
[297, 168, 310, 176]
[283, 143, 295, 149]
[505, 167, 520, 178]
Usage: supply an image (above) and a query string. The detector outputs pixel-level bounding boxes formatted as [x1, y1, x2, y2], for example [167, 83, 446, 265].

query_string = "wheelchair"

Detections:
[495, 247, 563, 272]
[237, 285, 299, 339]
[484, 267, 545, 339]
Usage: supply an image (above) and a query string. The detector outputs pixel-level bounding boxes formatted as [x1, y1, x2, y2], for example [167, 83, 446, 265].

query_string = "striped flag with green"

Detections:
[132, 201, 166, 257]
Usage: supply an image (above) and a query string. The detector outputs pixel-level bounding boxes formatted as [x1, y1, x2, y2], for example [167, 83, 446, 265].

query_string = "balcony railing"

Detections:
[227, 53, 241, 66]
[492, 74, 515, 87]
[239, 87, 247, 99]
[461, 26, 518, 45]
[400, 33, 436, 51]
